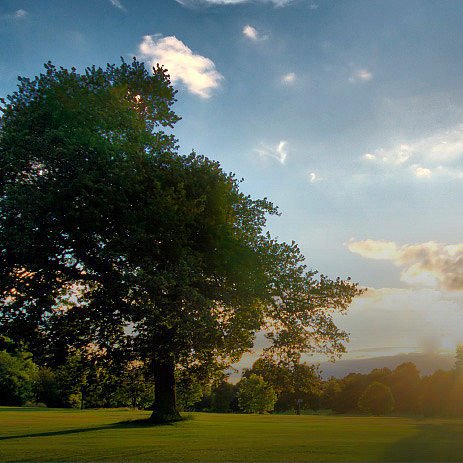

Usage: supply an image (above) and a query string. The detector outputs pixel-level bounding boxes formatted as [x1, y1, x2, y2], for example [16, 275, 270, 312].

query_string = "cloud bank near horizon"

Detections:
[348, 239, 463, 291]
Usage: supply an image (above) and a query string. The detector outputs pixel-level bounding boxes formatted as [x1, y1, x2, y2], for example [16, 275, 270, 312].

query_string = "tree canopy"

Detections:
[237, 374, 277, 413]
[358, 382, 394, 416]
[0, 59, 362, 421]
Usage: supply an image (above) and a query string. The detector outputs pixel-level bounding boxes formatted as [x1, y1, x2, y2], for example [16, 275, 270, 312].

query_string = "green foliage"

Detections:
[358, 381, 394, 415]
[320, 378, 341, 410]
[420, 370, 453, 417]
[455, 345, 463, 375]
[111, 360, 154, 409]
[237, 373, 277, 413]
[246, 358, 322, 412]
[33, 367, 62, 407]
[0, 59, 362, 420]
[332, 373, 370, 413]
[210, 381, 238, 412]
[386, 362, 420, 413]
[0, 349, 37, 405]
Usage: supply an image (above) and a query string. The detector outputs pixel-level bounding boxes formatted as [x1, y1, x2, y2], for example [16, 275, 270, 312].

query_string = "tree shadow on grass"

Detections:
[0, 415, 193, 441]
[383, 420, 463, 462]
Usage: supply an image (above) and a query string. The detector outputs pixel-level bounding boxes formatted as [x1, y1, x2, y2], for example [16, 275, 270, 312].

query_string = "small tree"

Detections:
[386, 362, 421, 414]
[332, 373, 370, 413]
[33, 367, 62, 407]
[246, 358, 322, 412]
[455, 345, 463, 376]
[237, 373, 277, 413]
[358, 382, 394, 416]
[420, 370, 453, 417]
[0, 349, 37, 405]
[211, 381, 237, 412]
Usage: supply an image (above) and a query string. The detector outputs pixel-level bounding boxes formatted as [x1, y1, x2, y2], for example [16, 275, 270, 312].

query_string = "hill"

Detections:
[320, 352, 455, 378]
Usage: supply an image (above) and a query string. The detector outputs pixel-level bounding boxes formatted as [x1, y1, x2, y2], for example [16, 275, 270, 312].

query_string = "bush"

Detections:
[33, 367, 63, 407]
[211, 381, 237, 412]
[0, 350, 38, 406]
[237, 374, 277, 414]
[358, 382, 394, 415]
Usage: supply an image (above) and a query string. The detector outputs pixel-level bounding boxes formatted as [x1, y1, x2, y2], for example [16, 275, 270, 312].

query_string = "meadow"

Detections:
[1, 407, 463, 462]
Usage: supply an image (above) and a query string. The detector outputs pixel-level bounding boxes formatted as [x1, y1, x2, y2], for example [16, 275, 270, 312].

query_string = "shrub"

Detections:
[358, 382, 394, 415]
[237, 374, 277, 414]
[0, 350, 38, 406]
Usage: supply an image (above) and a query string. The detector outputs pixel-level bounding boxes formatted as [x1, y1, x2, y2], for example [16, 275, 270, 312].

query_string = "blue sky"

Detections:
[2, 0, 463, 360]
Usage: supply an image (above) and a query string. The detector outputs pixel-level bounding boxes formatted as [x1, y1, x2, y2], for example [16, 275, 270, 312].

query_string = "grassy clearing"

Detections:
[1, 407, 462, 462]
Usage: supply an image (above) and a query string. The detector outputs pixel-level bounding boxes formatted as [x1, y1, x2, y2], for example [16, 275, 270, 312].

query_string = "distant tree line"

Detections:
[2, 335, 462, 417]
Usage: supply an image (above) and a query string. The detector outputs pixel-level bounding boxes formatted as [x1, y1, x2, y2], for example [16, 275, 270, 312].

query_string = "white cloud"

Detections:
[348, 239, 463, 291]
[363, 124, 463, 180]
[14, 9, 28, 18]
[176, 0, 294, 6]
[1, 9, 28, 20]
[242, 25, 267, 41]
[308, 172, 320, 183]
[255, 140, 288, 164]
[349, 68, 373, 83]
[139, 35, 223, 98]
[414, 165, 432, 178]
[109, 0, 126, 11]
[281, 72, 296, 84]
[309, 3, 319, 9]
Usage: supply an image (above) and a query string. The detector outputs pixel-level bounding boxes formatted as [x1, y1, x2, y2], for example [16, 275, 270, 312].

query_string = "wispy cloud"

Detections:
[348, 239, 463, 291]
[242, 25, 267, 41]
[363, 124, 463, 180]
[1, 9, 28, 21]
[14, 9, 27, 18]
[109, 0, 126, 11]
[255, 140, 288, 164]
[349, 68, 373, 83]
[139, 35, 223, 98]
[281, 72, 296, 84]
[176, 0, 295, 7]
[308, 172, 321, 183]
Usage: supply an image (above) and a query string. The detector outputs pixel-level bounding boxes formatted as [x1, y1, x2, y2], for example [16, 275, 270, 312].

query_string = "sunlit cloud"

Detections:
[281, 72, 296, 84]
[349, 68, 373, 83]
[109, 0, 126, 11]
[413, 165, 432, 178]
[139, 35, 223, 98]
[242, 25, 267, 41]
[255, 140, 288, 164]
[363, 124, 463, 180]
[308, 172, 320, 183]
[348, 239, 463, 291]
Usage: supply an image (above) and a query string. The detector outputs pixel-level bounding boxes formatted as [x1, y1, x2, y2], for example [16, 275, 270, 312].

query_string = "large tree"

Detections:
[0, 60, 362, 422]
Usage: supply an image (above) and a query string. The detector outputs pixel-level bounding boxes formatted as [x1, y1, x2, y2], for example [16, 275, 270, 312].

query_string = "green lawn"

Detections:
[1, 407, 462, 462]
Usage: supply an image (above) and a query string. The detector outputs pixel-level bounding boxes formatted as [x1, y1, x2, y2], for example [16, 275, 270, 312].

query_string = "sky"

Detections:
[2, 0, 463, 362]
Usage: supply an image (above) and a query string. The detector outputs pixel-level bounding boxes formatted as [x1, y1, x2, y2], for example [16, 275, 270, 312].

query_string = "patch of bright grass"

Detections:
[1, 407, 463, 461]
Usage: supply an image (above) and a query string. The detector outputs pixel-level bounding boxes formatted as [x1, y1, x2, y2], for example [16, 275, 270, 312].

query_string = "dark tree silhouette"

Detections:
[0, 60, 362, 422]
[358, 382, 394, 415]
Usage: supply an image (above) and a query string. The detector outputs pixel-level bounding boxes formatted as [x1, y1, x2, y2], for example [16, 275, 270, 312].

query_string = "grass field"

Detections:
[1, 407, 463, 462]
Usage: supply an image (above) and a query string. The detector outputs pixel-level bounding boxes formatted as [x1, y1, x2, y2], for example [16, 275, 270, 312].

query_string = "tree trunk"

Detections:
[150, 356, 181, 423]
